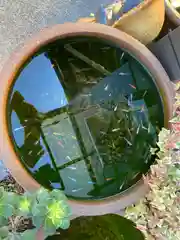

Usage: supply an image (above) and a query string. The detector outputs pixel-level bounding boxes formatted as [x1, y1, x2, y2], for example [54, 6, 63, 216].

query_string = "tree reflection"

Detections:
[11, 91, 44, 168]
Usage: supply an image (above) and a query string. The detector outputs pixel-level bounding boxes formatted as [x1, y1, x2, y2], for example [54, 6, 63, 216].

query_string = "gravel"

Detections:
[0, 0, 111, 71]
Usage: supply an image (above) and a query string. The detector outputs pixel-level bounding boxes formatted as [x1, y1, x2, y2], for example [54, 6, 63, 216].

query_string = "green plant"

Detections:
[0, 187, 71, 239]
[125, 82, 180, 239]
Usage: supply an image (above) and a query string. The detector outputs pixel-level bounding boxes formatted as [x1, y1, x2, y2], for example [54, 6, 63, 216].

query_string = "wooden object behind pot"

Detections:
[78, 0, 165, 45]
[165, 0, 180, 26]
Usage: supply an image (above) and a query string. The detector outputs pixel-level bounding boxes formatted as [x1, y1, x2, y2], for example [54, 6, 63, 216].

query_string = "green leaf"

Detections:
[59, 218, 70, 230]
[6, 192, 19, 206]
[47, 200, 70, 228]
[0, 204, 14, 218]
[168, 166, 180, 181]
[18, 196, 31, 216]
[150, 147, 158, 155]
[19, 229, 37, 240]
[31, 203, 47, 217]
[8, 232, 21, 240]
[43, 217, 56, 237]
[0, 227, 9, 239]
[169, 116, 180, 123]
[0, 217, 8, 227]
[32, 216, 44, 229]
[0, 188, 5, 200]
[61, 204, 71, 218]
[175, 81, 180, 91]
[50, 189, 67, 202]
[36, 188, 50, 203]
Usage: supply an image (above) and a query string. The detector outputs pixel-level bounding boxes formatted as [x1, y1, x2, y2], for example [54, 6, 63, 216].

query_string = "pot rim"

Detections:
[0, 23, 174, 216]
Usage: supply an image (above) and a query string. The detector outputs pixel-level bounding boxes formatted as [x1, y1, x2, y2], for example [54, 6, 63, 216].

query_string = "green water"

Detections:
[7, 36, 164, 200]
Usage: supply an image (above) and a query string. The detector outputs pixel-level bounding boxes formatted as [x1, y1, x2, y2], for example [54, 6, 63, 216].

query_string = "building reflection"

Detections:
[10, 91, 44, 168]
[9, 38, 163, 199]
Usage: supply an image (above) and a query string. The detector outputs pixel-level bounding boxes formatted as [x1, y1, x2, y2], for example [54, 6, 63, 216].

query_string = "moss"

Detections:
[47, 214, 145, 240]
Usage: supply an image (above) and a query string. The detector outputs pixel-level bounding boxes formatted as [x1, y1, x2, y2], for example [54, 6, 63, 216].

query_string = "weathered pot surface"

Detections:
[0, 23, 174, 219]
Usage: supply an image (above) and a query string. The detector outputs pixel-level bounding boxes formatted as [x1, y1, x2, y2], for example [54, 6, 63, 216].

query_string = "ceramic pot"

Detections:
[0, 23, 174, 230]
[78, 0, 165, 45]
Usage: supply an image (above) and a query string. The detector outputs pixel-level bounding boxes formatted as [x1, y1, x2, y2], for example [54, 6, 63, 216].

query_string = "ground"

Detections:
[0, 0, 111, 71]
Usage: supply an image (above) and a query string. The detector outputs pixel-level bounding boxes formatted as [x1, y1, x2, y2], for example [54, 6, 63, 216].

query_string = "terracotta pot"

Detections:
[0, 23, 174, 231]
[78, 0, 165, 45]
[112, 0, 165, 45]
[165, 0, 180, 26]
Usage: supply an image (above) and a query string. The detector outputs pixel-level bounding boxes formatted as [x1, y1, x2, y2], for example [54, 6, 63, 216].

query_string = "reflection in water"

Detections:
[11, 91, 44, 168]
[8, 37, 164, 199]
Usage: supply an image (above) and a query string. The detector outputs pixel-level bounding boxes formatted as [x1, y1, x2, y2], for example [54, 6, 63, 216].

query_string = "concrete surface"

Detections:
[0, 0, 111, 70]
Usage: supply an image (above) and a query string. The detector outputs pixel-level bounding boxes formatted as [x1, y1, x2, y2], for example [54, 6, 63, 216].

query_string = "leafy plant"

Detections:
[125, 82, 180, 239]
[0, 187, 71, 239]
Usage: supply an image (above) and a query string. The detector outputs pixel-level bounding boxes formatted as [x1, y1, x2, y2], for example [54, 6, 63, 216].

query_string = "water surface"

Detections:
[7, 37, 164, 199]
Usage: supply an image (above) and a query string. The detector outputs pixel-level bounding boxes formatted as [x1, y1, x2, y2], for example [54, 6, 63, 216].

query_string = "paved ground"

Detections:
[0, 0, 111, 70]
